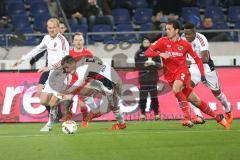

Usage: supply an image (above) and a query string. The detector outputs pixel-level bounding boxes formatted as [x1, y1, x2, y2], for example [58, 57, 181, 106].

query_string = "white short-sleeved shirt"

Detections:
[182, 32, 209, 63]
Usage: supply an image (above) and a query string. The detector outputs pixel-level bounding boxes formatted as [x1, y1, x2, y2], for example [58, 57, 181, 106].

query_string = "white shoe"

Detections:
[40, 124, 52, 132]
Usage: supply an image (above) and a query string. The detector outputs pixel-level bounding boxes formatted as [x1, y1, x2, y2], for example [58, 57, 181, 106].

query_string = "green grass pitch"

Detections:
[0, 120, 239, 160]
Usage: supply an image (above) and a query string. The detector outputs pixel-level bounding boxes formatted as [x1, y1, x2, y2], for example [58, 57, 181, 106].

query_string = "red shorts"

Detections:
[165, 68, 193, 97]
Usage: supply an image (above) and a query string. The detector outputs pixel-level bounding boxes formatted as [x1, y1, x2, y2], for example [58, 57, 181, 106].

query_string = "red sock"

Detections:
[175, 91, 191, 119]
[198, 101, 217, 118]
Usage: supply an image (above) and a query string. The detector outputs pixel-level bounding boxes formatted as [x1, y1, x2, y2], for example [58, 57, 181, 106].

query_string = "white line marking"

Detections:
[0, 129, 239, 139]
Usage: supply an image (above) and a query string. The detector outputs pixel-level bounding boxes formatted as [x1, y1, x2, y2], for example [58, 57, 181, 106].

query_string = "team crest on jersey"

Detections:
[54, 42, 57, 47]
[178, 45, 183, 50]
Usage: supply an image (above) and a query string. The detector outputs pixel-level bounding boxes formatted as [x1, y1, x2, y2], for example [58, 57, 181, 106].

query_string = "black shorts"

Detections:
[38, 71, 50, 85]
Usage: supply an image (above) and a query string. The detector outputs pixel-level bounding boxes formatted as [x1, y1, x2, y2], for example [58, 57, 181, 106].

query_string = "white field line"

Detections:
[0, 129, 239, 139]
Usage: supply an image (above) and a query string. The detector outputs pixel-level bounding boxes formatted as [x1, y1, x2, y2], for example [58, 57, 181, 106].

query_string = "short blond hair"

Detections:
[47, 18, 60, 27]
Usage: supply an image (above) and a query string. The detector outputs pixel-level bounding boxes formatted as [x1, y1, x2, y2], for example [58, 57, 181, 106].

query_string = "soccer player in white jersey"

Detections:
[182, 23, 233, 124]
[13, 18, 70, 131]
[48, 55, 126, 130]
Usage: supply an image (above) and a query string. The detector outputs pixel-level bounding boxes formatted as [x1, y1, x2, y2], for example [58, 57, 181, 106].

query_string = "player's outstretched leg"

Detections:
[197, 101, 230, 130]
[190, 103, 205, 124]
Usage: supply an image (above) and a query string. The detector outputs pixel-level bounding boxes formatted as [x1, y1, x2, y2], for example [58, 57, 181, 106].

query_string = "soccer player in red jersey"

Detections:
[69, 32, 93, 60]
[67, 32, 93, 127]
[144, 20, 230, 129]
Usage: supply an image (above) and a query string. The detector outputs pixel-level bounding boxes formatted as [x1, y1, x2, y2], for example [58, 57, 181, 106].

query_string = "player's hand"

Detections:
[201, 76, 207, 84]
[144, 58, 155, 66]
[38, 66, 50, 73]
[159, 52, 171, 59]
[186, 60, 192, 65]
[12, 59, 23, 68]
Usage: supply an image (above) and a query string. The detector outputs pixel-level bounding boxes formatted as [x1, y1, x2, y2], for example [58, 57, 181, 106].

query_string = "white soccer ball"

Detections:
[62, 120, 78, 134]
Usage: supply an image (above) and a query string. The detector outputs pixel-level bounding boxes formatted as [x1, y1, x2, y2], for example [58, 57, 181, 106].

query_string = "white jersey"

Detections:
[182, 32, 209, 63]
[21, 33, 69, 68]
[182, 32, 220, 91]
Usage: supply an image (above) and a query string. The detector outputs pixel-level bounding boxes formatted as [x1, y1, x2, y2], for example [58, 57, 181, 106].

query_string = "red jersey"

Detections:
[69, 48, 93, 61]
[145, 36, 204, 82]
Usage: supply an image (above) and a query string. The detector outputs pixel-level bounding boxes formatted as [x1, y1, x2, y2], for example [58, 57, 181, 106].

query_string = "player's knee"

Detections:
[40, 99, 48, 106]
[172, 87, 180, 94]
[211, 89, 221, 97]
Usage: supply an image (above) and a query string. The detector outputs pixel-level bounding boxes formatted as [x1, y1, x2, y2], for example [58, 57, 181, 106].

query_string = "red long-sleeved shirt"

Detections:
[145, 37, 205, 79]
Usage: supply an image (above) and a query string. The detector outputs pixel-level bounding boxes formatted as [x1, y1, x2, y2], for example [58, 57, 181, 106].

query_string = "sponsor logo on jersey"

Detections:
[178, 45, 183, 50]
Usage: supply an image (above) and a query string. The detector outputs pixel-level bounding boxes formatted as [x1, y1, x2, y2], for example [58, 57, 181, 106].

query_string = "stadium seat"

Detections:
[187, 15, 201, 28]
[0, 27, 12, 34]
[228, 6, 240, 22]
[115, 24, 137, 43]
[131, 0, 148, 8]
[33, 15, 50, 33]
[212, 21, 233, 41]
[139, 23, 152, 39]
[70, 24, 88, 34]
[91, 24, 113, 43]
[7, 3, 26, 16]
[181, 7, 200, 23]
[29, 2, 50, 17]
[112, 8, 131, 24]
[5, 0, 24, 5]
[213, 21, 229, 29]
[11, 15, 30, 30]
[205, 7, 225, 22]
[196, 0, 218, 8]
[134, 8, 153, 25]
[16, 27, 35, 34]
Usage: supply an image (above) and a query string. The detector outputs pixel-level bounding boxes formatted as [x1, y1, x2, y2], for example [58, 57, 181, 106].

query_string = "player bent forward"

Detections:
[47, 55, 126, 130]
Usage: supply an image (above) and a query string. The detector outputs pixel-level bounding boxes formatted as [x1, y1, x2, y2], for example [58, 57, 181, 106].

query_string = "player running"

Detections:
[13, 18, 70, 131]
[182, 23, 233, 124]
[144, 20, 230, 130]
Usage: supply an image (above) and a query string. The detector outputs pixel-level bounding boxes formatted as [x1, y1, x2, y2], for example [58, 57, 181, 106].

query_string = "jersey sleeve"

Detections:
[187, 43, 205, 76]
[198, 34, 209, 52]
[21, 36, 47, 61]
[144, 39, 162, 57]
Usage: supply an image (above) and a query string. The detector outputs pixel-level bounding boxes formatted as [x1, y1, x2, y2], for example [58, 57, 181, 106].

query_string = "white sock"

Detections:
[217, 92, 231, 113]
[84, 96, 99, 113]
[47, 107, 57, 126]
[113, 109, 125, 124]
[190, 103, 203, 118]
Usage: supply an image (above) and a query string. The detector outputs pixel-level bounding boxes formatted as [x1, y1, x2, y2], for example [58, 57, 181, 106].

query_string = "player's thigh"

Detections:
[173, 69, 191, 93]
[189, 65, 201, 85]
[205, 70, 221, 91]
[40, 92, 52, 106]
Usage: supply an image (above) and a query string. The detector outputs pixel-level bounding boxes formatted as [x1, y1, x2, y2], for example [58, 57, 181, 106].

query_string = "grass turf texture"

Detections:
[0, 120, 239, 160]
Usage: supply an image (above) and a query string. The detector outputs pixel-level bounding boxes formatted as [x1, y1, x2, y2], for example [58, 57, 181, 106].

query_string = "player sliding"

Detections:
[48, 55, 126, 130]
[144, 20, 230, 130]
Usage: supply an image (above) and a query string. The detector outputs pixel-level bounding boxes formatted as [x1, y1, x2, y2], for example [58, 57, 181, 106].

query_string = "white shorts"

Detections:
[189, 64, 220, 91]
[42, 70, 61, 97]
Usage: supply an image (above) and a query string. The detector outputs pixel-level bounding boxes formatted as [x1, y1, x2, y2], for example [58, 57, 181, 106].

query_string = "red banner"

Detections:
[0, 68, 239, 122]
